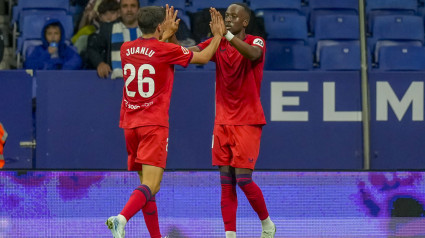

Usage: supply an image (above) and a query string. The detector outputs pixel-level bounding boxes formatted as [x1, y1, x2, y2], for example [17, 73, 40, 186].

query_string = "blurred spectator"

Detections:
[77, 0, 119, 31]
[0, 29, 4, 63]
[87, 0, 141, 79]
[72, 0, 120, 66]
[24, 19, 82, 70]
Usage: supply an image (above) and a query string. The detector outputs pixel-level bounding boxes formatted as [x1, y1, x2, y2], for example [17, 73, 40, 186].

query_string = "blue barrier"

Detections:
[1, 70, 425, 170]
[0, 71, 33, 169]
[369, 72, 425, 169]
[260, 71, 363, 169]
[35, 71, 127, 169]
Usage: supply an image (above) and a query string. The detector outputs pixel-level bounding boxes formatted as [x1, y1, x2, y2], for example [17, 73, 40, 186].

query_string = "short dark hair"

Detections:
[137, 6, 166, 34]
[231, 2, 251, 20]
[98, 0, 119, 15]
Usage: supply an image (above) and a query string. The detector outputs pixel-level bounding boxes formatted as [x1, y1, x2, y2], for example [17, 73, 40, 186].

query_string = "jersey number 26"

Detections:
[124, 63, 155, 98]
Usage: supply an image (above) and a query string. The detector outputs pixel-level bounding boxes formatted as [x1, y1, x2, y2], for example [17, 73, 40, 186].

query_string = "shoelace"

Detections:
[261, 229, 275, 238]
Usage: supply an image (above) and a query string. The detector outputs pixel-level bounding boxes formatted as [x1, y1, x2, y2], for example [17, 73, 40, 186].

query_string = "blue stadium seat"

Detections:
[369, 15, 424, 63]
[366, 0, 418, 33]
[20, 14, 74, 42]
[313, 14, 359, 40]
[263, 13, 308, 43]
[377, 45, 425, 71]
[318, 42, 360, 71]
[23, 40, 43, 61]
[188, 0, 235, 12]
[309, 0, 358, 11]
[372, 15, 424, 40]
[366, 0, 417, 13]
[12, 0, 69, 27]
[250, 0, 302, 16]
[146, 0, 186, 8]
[307, 0, 358, 33]
[265, 41, 313, 70]
[146, 0, 191, 29]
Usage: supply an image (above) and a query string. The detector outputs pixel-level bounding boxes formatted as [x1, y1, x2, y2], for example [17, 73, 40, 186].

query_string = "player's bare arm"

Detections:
[160, 4, 180, 42]
[190, 8, 224, 64]
[227, 34, 263, 61]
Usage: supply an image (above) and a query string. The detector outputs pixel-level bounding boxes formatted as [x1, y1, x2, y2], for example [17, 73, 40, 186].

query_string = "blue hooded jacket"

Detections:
[24, 18, 82, 70]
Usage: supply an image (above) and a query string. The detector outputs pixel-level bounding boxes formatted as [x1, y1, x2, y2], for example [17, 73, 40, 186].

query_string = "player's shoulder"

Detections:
[121, 39, 134, 50]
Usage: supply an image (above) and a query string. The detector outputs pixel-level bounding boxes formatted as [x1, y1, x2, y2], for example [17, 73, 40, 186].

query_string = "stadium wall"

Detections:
[0, 70, 424, 170]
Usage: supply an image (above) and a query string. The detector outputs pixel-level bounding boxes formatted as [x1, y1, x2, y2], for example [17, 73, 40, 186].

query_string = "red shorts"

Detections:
[124, 125, 169, 171]
[212, 125, 263, 170]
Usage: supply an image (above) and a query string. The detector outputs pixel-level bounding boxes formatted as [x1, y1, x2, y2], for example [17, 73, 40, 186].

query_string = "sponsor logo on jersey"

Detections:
[181, 46, 190, 54]
[124, 99, 153, 110]
[253, 38, 264, 47]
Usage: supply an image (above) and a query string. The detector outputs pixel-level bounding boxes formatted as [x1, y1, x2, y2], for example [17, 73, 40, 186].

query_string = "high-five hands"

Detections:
[209, 8, 225, 37]
[160, 4, 180, 41]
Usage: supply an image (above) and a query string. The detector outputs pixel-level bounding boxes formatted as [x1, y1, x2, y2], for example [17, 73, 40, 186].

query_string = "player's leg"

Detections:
[138, 172, 162, 238]
[235, 168, 275, 237]
[231, 125, 276, 237]
[107, 126, 167, 238]
[219, 166, 238, 238]
[106, 127, 141, 238]
[213, 125, 238, 238]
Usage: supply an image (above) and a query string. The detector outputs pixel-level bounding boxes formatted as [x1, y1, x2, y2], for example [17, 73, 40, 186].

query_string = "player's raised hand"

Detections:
[209, 8, 224, 37]
[160, 4, 180, 41]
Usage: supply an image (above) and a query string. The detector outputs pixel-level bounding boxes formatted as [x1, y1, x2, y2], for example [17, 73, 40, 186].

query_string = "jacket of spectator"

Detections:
[24, 19, 82, 70]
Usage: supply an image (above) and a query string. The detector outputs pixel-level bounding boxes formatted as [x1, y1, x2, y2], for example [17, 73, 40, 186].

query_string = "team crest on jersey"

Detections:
[181, 46, 190, 54]
[253, 38, 264, 47]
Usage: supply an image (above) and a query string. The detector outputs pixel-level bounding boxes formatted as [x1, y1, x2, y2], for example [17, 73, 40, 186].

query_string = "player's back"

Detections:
[119, 37, 193, 129]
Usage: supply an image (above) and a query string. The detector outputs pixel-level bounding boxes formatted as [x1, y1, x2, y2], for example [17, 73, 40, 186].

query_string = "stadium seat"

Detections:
[318, 42, 360, 71]
[366, 0, 417, 13]
[377, 45, 425, 71]
[371, 15, 424, 40]
[188, 0, 235, 12]
[308, 0, 358, 11]
[369, 15, 424, 63]
[265, 41, 313, 70]
[366, 0, 418, 33]
[313, 14, 359, 40]
[23, 40, 43, 61]
[307, 0, 358, 33]
[250, 0, 302, 16]
[146, 0, 191, 29]
[263, 13, 308, 43]
[12, 0, 69, 27]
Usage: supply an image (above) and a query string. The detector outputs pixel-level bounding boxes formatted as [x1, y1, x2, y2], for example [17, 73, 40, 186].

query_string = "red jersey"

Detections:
[119, 38, 193, 128]
[197, 35, 266, 125]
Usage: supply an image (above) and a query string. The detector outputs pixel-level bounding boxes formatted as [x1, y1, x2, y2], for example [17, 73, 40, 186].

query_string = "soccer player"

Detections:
[188, 3, 276, 238]
[105, 5, 225, 238]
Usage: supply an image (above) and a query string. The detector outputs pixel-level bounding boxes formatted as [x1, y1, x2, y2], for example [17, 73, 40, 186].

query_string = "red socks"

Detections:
[120, 184, 152, 221]
[220, 172, 238, 232]
[142, 196, 161, 238]
[236, 174, 269, 220]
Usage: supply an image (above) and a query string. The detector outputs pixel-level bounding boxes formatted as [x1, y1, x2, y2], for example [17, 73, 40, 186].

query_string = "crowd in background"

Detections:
[0, 0, 265, 77]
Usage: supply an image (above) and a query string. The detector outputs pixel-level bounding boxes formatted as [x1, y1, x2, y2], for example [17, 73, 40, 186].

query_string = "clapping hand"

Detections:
[160, 4, 180, 41]
[209, 8, 225, 38]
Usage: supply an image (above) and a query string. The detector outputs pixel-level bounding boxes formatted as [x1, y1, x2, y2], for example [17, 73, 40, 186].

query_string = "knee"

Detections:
[236, 174, 253, 187]
[145, 182, 161, 196]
